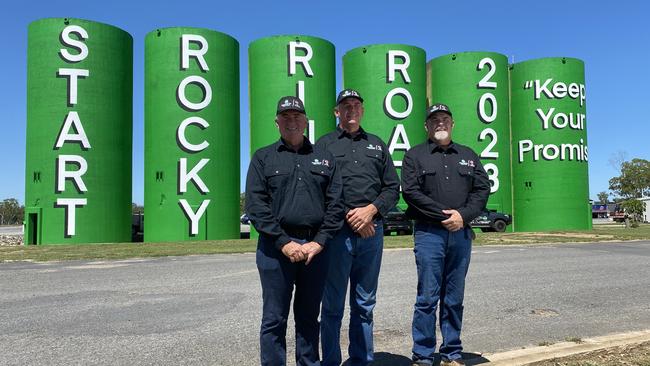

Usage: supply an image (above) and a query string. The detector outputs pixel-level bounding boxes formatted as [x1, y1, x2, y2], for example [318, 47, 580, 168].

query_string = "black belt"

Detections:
[283, 226, 317, 240]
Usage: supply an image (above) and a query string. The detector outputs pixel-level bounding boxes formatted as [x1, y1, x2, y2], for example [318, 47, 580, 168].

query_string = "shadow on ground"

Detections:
[343, 352, 489, 365]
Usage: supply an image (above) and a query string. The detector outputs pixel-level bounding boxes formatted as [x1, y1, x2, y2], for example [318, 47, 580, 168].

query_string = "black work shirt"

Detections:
[316, 126, 400, 217]
[245, 138, 344, 249]
[401, 140, 490, 224]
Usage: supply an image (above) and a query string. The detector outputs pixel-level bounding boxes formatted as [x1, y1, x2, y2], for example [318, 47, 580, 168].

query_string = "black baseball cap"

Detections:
[336, 89, 364, 105]
[426, 103, 453, 118]
[276, 96, 306, 115]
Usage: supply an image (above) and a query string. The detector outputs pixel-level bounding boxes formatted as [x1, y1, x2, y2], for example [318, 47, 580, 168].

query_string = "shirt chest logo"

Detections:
[311, 158, 330, 167]
[366, 143, 382, 151]
[459, 159, 475, 167]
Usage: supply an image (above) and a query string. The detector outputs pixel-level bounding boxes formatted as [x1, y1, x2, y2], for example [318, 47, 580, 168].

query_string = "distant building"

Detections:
[640, 197, 650, 223]
[592, 203, 608, 218]
[591, 203, 620, 219]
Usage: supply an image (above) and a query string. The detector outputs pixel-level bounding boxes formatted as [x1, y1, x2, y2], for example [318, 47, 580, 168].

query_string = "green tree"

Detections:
[609, 158, 650, 199]
[132, 203, 144, 214]
[620, 199, 644, 223]
[597, 191, 609, 204]
[0, 198, 24, 225]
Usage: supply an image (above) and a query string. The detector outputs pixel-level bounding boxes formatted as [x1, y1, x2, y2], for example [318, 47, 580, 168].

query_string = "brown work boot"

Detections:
[440, 359, 465, 366]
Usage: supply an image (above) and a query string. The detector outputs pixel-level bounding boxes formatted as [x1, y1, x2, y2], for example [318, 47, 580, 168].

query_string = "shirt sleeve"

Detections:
[313, 157, 345, 246]
[456, 152, 491, 224]
[371, 141, 400, 217]
[401, 149, 450, 222]
[245, 151, 292, 250]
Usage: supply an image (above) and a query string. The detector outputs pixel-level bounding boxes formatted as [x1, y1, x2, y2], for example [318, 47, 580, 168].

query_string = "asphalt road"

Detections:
[1, 241, 649, 365]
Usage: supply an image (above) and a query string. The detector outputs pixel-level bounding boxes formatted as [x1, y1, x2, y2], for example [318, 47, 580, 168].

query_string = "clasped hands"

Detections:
[347, 204, 378, 239]
[281, 241, 323, 264]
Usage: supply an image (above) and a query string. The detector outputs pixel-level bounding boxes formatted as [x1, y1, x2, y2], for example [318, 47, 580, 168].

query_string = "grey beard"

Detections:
[434, 131, 449, 140]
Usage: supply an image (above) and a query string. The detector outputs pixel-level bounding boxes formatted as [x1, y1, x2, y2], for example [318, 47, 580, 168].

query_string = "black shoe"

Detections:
[411, 360, 432, 366]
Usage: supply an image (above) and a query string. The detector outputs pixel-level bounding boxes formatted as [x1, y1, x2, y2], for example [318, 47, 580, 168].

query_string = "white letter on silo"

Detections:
[387, 50, 411, 83]
[179, 199, 210, 235]
[60, 25, 89, 63]
[181, 34, 209, 71]
[289, 41, 314, 76]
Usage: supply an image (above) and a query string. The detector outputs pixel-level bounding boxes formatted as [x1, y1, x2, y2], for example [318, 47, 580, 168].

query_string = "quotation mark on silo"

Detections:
[524, 80, 533, 89]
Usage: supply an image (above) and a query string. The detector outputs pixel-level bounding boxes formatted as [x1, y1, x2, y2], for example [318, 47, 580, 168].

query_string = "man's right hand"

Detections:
[281, 241, 306, 263]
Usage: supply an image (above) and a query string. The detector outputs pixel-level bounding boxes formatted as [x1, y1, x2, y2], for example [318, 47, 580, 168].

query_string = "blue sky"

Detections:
[2, 0, 649, 205]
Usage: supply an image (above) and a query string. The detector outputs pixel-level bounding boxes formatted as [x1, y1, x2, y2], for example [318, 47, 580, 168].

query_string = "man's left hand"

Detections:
[301, 242, 323, 265]
[347, 204, 378, 232]
[356, 222, 376, 239]
[441, 209, 464, 232]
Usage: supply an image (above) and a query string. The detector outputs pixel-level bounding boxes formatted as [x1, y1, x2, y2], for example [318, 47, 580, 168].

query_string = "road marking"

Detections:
[65, 263, 130, 269]
[212, 269, 258, 279]
[115, 259, 152, 264]
[35, 269, 60, 273]
[485, 329, 650, 365]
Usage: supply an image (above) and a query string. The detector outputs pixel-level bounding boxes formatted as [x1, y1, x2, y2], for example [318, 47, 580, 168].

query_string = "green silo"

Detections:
[24, 18, 132, 245]
[249, 35, 336, 150]
[342, 44, 427, 209]
[145, 27, 240, 242]
[510, 57, 590, 231]
[428, 52, 513, 228]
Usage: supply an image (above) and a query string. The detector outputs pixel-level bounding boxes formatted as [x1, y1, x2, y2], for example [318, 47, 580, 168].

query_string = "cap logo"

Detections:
[281, 99, 292, 107]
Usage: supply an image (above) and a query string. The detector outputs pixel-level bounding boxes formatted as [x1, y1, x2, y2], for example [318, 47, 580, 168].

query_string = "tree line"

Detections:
[597, 157, 650, 224]
[0, 199, 24, 225]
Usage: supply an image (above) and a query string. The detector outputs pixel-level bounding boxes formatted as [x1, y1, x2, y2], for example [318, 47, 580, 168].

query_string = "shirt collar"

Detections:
[337, 125, 368, 140]
[428, 139, 458, 153]
[276, 136, 314, 153]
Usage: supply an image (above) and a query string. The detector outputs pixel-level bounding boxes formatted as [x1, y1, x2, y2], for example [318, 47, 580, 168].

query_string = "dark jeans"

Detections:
[257, 234, 329, 366]
[321, 220, 384, 366]
[411, 223, 472, 364]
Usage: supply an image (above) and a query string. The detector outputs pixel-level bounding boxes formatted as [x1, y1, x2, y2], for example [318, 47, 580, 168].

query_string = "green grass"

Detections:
[474, 223, 650, 245]
[2, 224, 649, 263]
[0, 239, 256, 262]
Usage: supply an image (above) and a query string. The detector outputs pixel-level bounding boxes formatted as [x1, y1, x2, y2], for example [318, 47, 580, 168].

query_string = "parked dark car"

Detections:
[470, 210, 512, 232]
[240, 213, 250, 225]
[383, 207, 413, 236]
[132, 213, 144, 242]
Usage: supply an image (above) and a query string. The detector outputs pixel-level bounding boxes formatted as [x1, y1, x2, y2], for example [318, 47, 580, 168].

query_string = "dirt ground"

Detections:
[528, 341, 650, 366]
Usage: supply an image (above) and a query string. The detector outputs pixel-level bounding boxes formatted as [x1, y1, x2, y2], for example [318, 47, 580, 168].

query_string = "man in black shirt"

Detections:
[402, 103, 490, 366]
[317, 89, 400, 366]
[245, 96, 344, 366]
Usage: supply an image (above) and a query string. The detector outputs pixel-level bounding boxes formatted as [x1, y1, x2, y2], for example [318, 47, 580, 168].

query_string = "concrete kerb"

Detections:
[483, 329, 650, 365]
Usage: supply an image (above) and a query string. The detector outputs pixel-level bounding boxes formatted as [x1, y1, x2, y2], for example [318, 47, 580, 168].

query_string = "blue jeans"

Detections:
[321, 220, 383, 366]
[411, 223, 472, 364]
[257, 234, 329, 366]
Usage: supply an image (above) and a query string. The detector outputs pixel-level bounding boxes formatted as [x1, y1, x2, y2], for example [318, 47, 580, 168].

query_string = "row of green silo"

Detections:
[25, 18, 590, 244]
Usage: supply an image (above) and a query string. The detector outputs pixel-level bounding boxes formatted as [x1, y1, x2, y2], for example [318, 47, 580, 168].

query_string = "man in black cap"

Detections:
[317, 89, 400, 366]
[246, 96, 345, 366]
[401, 103, 490, 366]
